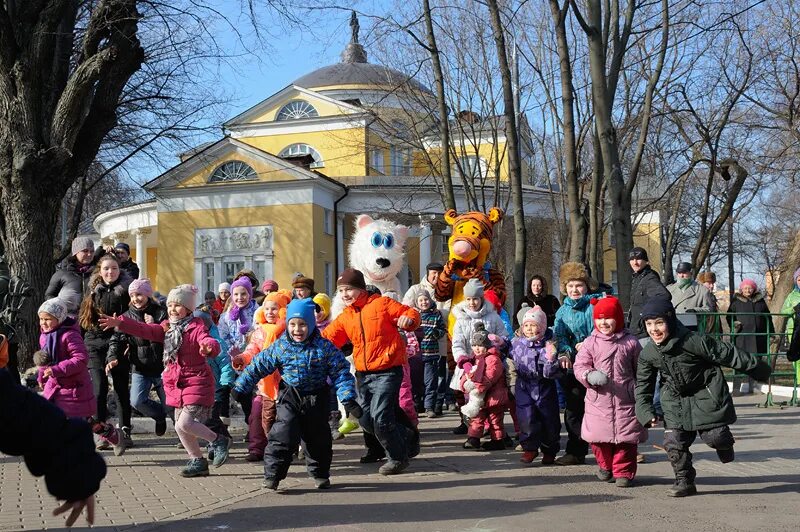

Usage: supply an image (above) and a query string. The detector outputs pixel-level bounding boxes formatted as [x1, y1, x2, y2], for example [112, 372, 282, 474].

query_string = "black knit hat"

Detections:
[676, 262, 693, 274]
[640, 297, 677, 332]
[426, 262, 444, 272]
[629, 247, 648, 261]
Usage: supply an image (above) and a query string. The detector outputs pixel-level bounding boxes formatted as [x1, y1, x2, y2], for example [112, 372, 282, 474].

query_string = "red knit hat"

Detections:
[591, 296, 624, 333]
[484, 290, 502, 312]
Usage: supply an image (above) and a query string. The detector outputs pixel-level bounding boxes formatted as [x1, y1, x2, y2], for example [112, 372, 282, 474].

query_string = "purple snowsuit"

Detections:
[510, 329, 563, 454]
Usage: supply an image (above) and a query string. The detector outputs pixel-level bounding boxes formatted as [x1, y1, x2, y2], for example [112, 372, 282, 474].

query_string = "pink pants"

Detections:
[400, 362, 418, 427]
[591, 442, 638, 479]
[469, 406, 505, 440]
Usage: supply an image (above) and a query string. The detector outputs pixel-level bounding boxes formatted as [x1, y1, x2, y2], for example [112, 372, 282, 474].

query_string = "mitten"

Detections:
[586, 370, 609, 387]
[463, 379, 476, 393]
[748, 359, 772, 383]
[545, 341, 557, 361]
[343, 400, 363, 420]
[488, 334, 505, 350]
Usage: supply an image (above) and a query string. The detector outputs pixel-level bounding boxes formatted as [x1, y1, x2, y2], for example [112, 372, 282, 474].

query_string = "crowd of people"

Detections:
[4, 236, 799, 527]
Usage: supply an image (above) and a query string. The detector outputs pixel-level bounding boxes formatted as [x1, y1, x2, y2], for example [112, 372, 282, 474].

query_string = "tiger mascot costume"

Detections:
[434, 208, 506, 335]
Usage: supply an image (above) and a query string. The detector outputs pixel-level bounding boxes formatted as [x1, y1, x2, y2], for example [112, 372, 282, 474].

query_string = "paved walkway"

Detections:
[2, 395, 799, 531]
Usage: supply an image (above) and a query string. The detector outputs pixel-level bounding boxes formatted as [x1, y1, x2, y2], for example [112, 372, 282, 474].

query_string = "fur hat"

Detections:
[286, 298, 317, 336]
[292, 276, 315, 291]
[463, 278, 485, 299]
[523, 305, 547, 334]
[337, 268, 367, 290]
[129, 278, 153, 297]
[313, 293, 331, 319]
[697, 271, 716, 284]
[38, 298, 68, 324]
[261, 279, 279, 293]
[71, 236, 94, 256]
[218, 282, 231, 294]
[740, 278, 757, 292]
[167, 284, 198, 310]
[234, 269, 259, 290]
[470, 322, 491, 348]
[559, 262, 597, 294]
[591, 296, 624, 333]
[33, 350, 50, 367]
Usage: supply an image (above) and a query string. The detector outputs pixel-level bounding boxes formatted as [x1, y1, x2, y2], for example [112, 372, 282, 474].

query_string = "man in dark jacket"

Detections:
[0, 369, 106, 526]
[627, 247, 671, 338]
[635, 298, 771, 498]
[114, 242, 140, 280]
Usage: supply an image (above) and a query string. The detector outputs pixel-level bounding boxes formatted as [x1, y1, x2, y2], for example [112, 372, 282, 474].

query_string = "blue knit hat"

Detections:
[639, 296, 677, 332]
[286, 298, 317, 336]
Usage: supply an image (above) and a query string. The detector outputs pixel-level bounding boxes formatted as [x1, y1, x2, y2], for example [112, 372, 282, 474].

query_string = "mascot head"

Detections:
[348, 215, 409, 285]
[444, 208, 503, 266]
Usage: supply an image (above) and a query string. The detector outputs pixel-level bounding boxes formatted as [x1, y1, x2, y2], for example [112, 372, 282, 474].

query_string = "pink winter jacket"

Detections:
[116, 316, 220, 408]
[574, 329, 647, 444]
[459, 348, 509, 409]
[38, 318, 97, 418]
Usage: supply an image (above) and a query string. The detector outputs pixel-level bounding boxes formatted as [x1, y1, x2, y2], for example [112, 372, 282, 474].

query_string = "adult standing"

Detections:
[668, 262, 716, 314]
[780, 267, 800, 383]
[513, 275, 560, 329]
[727, 279, 774, 354]
[45, 237, 105, 315]
[114, 243, 139, 280]
[627, 247, 671, 338]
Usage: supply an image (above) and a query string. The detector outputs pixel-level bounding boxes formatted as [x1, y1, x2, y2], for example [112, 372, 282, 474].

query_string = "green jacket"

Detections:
[635, 323, 769, 431]
[780, 289, 800, 338]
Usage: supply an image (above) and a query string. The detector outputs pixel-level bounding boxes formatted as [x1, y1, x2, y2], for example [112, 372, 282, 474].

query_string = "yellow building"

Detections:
[603, 211, 664, 292]
[94, 16, 559, 298]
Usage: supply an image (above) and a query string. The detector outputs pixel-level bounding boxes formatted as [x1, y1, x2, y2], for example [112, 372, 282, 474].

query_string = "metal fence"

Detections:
[688, 311, 797, 407]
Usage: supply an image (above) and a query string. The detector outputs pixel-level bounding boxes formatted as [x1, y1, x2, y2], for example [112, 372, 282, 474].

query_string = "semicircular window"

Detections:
[208, 160, 258, 183]
[275, 100, 319, 121]
[278, 143, 324, 169]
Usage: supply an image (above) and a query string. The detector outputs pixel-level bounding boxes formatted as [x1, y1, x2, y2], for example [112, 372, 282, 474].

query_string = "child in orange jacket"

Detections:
[235, 290, 292, 461]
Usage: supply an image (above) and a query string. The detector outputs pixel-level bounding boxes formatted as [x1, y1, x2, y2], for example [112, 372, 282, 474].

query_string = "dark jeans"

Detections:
[130, 372, 166, 422]
[559, 372, 588, 458]
[356, 366, 410, 463]
[663, 425, 735, 483]
[422, 355, 447, 410]
[89, 356, 131, 427]
[363, 403, 418, 456]
[264, 385, 331, 482]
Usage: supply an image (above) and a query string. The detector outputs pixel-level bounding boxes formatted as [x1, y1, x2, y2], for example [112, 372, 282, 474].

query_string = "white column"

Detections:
[418, 217, 432, 280]
[134, 229, 149, 279]
[336, 213, 346, 273]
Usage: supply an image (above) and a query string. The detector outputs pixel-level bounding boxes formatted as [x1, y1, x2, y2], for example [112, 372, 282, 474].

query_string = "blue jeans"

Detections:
[422, 355, 447, 410]
[356, 366, 411, 463]
[130, 373, 167, 422]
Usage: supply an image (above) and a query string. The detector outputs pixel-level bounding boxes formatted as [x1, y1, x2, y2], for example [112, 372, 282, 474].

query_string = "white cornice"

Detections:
[227, 115, 368, 138]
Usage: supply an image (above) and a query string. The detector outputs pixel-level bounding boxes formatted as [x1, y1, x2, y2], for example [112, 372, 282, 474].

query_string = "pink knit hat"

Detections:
[523, 305, 547, 334]
[740, 278, 757, 291]
[129, 278, 153, 297]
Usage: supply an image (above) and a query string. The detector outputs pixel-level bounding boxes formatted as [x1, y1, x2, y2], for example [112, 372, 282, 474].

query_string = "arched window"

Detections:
[275, 100, 319, 121]
[208, 160, 258, 182]
[278, 143, 324, 168]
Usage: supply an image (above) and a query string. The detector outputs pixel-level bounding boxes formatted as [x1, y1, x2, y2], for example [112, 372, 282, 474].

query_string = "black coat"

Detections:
[45, 248, 104, 314]
[727, 292, 774, 355]
[628, 265, 671, 338]
[120, 260, 139, 281]
[83, 275, 131, 367]
[0, 369, 106, 502]
[108, 300, 167, 376]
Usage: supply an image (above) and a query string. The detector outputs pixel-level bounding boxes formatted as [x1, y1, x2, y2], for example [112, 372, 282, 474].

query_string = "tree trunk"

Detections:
[769, 230, 800, 334]
[486, 0, 527, 309]
[549, 0, 585, 263]
[422, 0, 456, 211]
[588, 129, 604, 283]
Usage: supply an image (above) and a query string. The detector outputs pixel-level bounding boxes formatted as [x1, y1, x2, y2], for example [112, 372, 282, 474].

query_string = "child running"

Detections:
[574, 296, 645, 487]
[635, 298, 771, 497]
[99, 284, 231, 477]
[510, 305, 562, 464]
[231, 298, 358, 490]
[36, 298, 125, 455]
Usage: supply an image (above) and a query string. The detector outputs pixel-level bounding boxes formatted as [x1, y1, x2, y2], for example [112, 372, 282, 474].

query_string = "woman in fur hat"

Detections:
[552, 261, 604, 466]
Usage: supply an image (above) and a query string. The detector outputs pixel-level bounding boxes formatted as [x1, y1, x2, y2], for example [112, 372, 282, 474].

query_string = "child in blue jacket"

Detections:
[231, 298, 359, 491]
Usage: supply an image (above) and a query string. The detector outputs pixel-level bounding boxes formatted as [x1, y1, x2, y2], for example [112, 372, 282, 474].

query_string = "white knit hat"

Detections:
[38, 298, 69, 324]
[523, 305, 547, 333]
[167, 284, 199, 310]
[218, 282, 231, 293]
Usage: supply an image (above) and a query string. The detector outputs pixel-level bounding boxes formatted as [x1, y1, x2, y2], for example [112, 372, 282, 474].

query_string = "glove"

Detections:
[748, 359, 772, 383]
[586, 370, 609, 387]
[229, 388, 241, 403]
[343, 400, 362, 420]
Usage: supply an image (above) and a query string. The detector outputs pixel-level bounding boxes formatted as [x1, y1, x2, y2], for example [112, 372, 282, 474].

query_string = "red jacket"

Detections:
[323, 294, 420, 372]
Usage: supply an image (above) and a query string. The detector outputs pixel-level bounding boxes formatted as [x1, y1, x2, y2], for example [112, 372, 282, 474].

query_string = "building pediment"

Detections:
[144, 137, 334, 192]
[223, 85, 364, 130]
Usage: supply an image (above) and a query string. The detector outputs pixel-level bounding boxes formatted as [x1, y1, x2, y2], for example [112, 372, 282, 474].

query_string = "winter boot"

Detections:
[263, 478, 279, 490]
[463, 437, 481, 450]
[668, 480, 697, 497]
[155, 417, 167, 437]
[338, 417, 359, 435]
[121, 426, 134, 448]
[596, 469, 613, 482]
[716, 447, 735, 463]
[314, 477, 332, 489]
[210, 434, 231, 467]
[555, 453, 585, 466]
[481, 439, 505, 451]
[520, 451, 538, 464]
[378, 460, 409, 476]
[615, 477, 633, 488]
[541, 454, 556, 465]
[181, 458, 210, 478]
